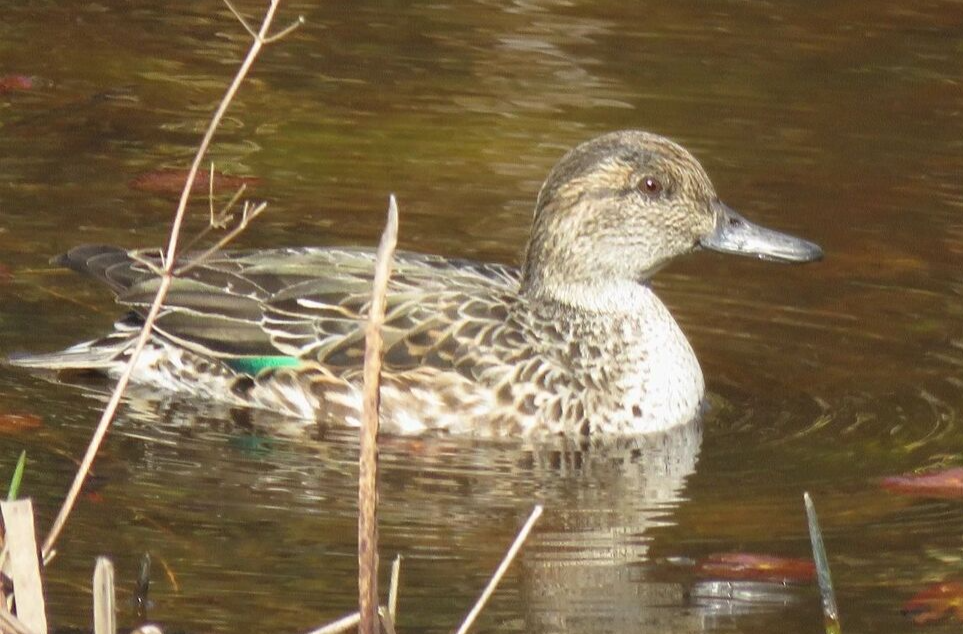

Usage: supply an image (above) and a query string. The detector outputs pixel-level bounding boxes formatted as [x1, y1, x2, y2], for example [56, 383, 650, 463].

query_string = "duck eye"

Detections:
[638, 176, 663, 196]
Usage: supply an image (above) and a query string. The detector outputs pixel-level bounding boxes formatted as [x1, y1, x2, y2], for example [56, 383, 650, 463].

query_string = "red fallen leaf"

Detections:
[695, 553, 816, 583]
[902, 581, 963, 625]
[0, 75, 34, 93]
[83, 491, 105, 504]
[129, 169, 260, 196]
[881, 467, 963, 499]
[0, 413, 43, 433]
[0, 264, 12, 283]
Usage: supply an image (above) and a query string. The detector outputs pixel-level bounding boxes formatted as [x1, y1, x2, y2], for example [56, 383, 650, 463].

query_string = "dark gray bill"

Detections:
[700, 201, 823, 263]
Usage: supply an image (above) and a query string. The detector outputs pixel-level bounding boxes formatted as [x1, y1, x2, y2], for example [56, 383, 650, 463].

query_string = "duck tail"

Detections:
[7, 314, 140, 371]
[54, 244, 154, 295]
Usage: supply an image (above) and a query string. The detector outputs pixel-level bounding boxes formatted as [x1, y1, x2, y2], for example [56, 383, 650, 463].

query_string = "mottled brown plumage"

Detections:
[11, 131, 822, 437]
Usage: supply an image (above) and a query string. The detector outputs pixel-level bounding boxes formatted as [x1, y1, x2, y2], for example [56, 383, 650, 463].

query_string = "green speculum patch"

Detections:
[225, 356, 301, 375]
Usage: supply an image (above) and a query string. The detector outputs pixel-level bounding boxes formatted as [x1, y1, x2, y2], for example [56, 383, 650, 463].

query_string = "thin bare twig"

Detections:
[127, 251, 165, 279]
[302, 612, 360, 634]
[358, 195, 399, 634]
[207, 162, 215, 224]
[264, 15, 306, 44]
[179, 183, 249, 254]
[40, 0, 297, 564]
[214, 183, 247, 228]
[41, 271, 169, 565]
[164, 0, 296, 268]
[222, 0, 258, 39]
[174, 201, 268, 276]
[224, 0, 305, 45]
[454, 505, 544, 634]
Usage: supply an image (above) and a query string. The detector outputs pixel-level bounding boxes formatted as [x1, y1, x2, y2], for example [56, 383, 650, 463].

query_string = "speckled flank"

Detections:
[10, 130, 818, 437]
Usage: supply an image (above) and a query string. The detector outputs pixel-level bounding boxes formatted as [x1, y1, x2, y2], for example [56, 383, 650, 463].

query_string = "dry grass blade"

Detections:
[39, 0, 301, 564]
[454, 505, 543, 634]
[92, 558, 115, 634]
[0, 500, 46, 634]
[358, 195, 400, 634]
[804, 492, 842, 634]
[6, 451, 26, 501]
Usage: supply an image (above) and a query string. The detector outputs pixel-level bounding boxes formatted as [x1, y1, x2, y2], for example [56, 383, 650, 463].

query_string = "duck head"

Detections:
[521, 130, 822, 310]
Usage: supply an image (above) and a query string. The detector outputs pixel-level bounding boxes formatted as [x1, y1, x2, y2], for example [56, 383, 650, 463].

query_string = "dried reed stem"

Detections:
[92, 558, 115, 634]
[454, 505, 544, 634]
[40, 0, 302, 563]
[1, 500, 47, 634]
[358, 195, 399, 634]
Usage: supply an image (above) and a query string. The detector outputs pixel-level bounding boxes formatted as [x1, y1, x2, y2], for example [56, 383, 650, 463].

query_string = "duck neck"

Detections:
[521, 273, 657, 315]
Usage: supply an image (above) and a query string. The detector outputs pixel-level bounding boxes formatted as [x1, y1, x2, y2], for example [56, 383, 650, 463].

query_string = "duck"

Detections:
[11, 131, 822, 437]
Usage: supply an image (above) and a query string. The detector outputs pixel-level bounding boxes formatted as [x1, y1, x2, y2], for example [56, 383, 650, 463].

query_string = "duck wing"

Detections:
[259, 250, 522, 369]
[60, 245, 522, 368]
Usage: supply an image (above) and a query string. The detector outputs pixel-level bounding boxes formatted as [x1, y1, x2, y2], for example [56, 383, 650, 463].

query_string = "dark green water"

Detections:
[1, 1, 962, 632]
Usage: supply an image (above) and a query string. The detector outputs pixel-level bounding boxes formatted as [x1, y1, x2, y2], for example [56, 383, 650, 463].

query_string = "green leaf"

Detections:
[7, 450, 26, 501]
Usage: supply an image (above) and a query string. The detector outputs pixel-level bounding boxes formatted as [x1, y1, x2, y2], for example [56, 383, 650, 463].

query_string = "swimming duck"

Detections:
[12, 131, 822, 436]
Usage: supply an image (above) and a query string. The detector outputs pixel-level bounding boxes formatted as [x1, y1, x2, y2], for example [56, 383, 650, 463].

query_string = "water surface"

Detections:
[1, 1, 962, 632]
